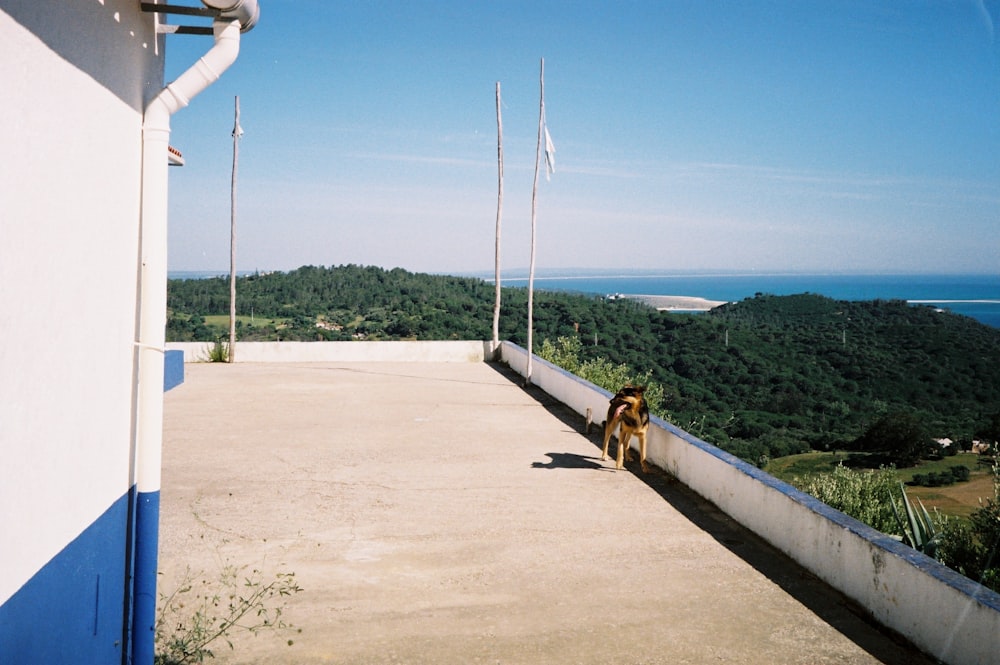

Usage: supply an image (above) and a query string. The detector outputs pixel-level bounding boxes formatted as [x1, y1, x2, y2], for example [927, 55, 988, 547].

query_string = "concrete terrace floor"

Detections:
[160, 362, 937, 665]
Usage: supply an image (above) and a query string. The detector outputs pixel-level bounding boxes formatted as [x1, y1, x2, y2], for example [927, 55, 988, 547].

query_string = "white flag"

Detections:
[544, 125, 555, 180]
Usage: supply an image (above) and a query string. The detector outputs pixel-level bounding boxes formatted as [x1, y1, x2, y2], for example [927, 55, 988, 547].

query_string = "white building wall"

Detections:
[0, 0, 161, 610]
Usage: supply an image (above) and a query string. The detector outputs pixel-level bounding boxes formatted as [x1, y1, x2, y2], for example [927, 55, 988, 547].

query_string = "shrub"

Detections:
[910, 465, 970, 487]
[537, 335, 582, 375]
[938, 467, 1000, 593]
[202, 337, 229, 363]
[799, 464, 900, 535]
[538, 335, 667, 418]
[925, 472, 950, 487]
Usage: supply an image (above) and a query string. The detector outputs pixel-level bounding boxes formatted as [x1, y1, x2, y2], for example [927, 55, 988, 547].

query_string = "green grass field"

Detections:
[766, 451, 845, 480]
[203, 314, 281, 328]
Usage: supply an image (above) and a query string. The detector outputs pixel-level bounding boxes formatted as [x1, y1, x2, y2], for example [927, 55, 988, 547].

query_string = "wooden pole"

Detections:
[492, 82, 504, 357]
[527, 58, 545, 384]
[228, 95, 240, 363]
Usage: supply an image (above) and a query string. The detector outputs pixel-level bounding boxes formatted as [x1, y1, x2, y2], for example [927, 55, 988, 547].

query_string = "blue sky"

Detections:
[165, 1, 1000, 275]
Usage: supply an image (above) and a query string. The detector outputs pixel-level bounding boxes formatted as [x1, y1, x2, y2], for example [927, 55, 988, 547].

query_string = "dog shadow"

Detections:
[531, 452, 609, 471]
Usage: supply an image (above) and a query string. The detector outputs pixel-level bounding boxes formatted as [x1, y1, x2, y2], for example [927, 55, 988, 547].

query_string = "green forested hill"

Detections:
[167, 265, 1000, 462]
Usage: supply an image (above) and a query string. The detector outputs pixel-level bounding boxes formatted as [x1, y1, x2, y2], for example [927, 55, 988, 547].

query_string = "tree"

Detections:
[855, 411, 931, 467]
[977, 411, 1000, 447]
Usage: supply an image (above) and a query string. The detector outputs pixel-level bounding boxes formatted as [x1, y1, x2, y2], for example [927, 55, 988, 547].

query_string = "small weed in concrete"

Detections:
[154, 562, 302, 664]
[204, 338, 229, 363]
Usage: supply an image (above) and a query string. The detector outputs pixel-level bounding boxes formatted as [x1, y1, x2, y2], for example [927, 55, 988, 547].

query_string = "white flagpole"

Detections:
[492, 82, 504, 357]
[544, 126, 555, 180]
[229, 95, 241, 363]
[527, 58, 545, 384]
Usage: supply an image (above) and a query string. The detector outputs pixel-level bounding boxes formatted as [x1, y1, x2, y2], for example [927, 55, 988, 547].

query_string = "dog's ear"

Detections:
[634, 385, 646, 394]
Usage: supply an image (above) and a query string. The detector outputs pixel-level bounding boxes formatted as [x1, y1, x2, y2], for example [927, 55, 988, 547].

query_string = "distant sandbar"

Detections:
[619, 294, 729, 311]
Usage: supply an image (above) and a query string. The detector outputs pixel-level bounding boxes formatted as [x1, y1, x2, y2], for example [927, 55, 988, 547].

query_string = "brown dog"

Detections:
[601, 385, 651, 472]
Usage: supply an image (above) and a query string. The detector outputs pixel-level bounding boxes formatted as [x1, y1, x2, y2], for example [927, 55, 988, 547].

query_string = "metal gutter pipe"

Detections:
[133, 5, 255, 662]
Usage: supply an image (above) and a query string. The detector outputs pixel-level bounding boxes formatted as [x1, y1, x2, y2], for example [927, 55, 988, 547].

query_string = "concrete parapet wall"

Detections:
[498, 340, 1000, 665]
[166, 340, 492, 363]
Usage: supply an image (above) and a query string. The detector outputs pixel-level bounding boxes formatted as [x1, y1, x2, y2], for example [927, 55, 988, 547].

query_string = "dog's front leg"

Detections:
[616, 431, 631, 470]
[601, 422, 615, 462]
[637, 431, 650, 473]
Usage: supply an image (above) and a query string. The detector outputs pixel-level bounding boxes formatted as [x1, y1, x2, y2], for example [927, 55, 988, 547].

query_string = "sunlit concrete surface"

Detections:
[161, 362, 936, 664]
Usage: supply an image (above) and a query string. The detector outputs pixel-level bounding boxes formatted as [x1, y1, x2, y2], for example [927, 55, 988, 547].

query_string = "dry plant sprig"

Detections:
[155, 562, 303, 665]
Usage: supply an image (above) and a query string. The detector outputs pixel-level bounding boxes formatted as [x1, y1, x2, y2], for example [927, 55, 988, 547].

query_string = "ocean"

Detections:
[485, 271, 1000, 329]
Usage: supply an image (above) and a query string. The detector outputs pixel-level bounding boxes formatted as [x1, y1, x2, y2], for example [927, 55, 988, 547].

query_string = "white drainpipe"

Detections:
[133, 3, 257, 662]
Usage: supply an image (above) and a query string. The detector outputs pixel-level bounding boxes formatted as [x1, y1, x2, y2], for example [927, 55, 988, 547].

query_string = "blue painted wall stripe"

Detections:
[164, 349, 184, 392]
[131, 489, 160, 665]
[0, 491, 130, 664]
